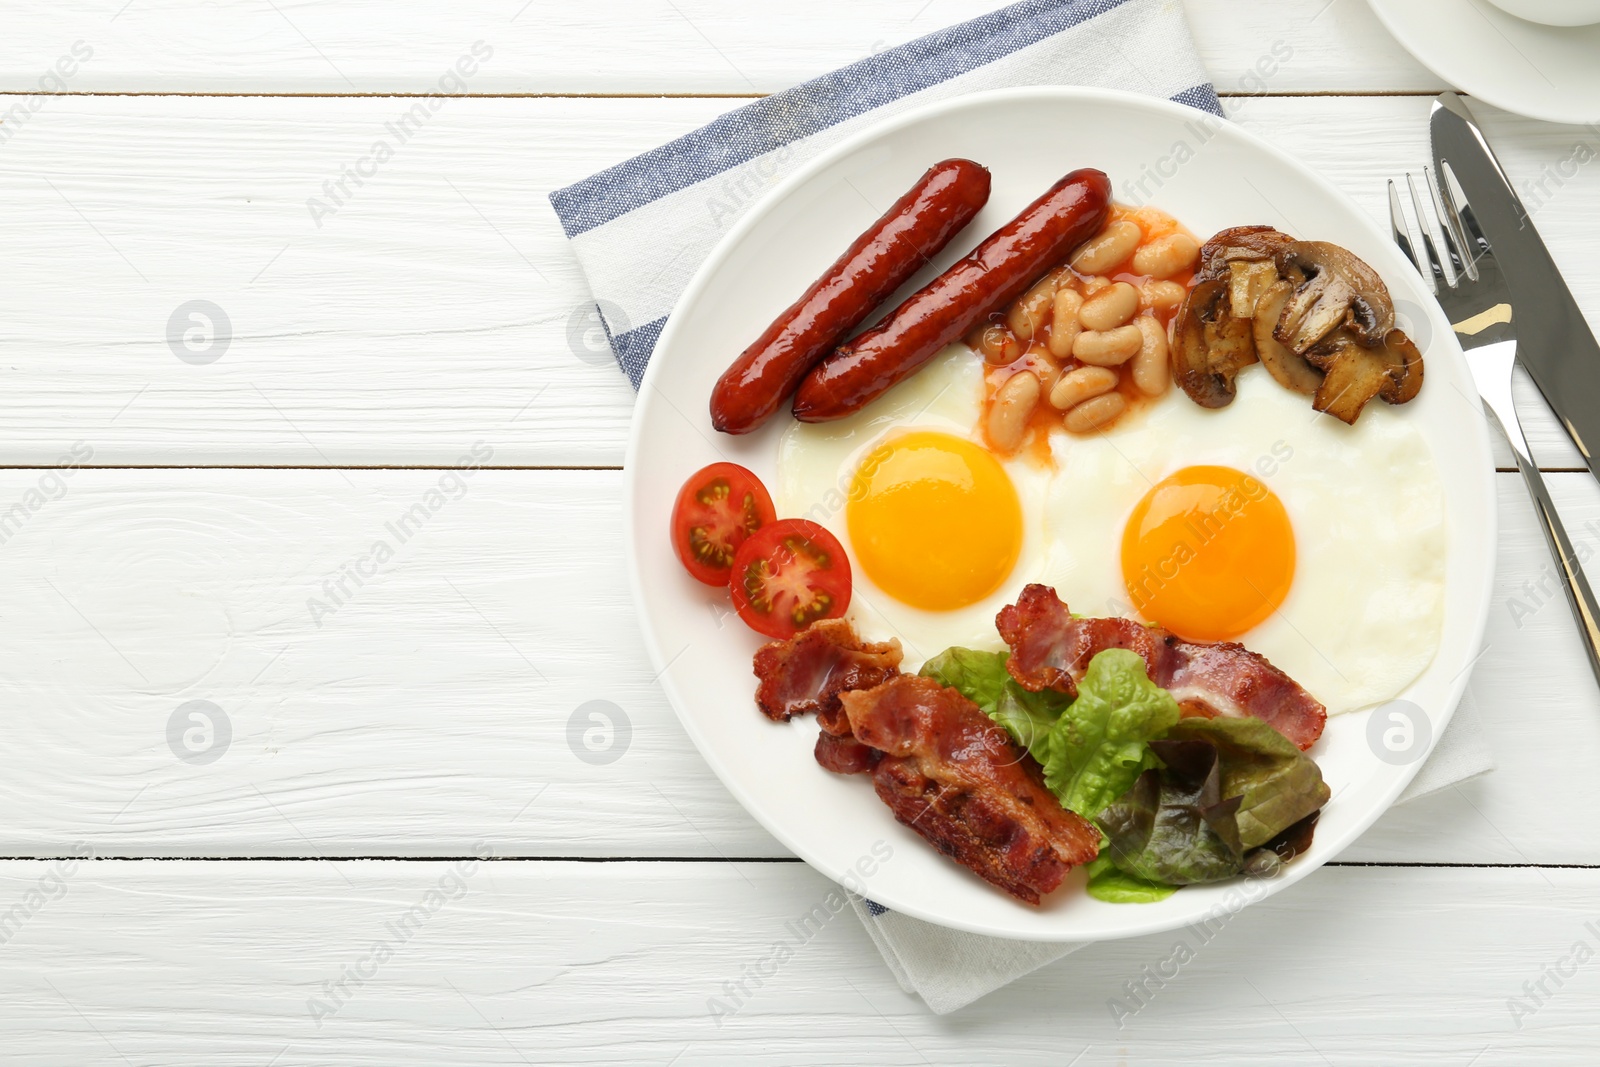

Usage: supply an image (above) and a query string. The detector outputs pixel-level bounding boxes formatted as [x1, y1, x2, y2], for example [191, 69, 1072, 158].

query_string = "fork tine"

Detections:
[1423, 165, 1469, 282]
[1406, 172, 1451, 290]
[1430, 163, 1479, 282]
[1388, 179, 1434, 294]
[1441, 159, 1492, 260]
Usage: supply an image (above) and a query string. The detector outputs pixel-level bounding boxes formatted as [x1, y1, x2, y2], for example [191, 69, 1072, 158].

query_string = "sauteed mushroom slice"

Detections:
[1197, 225, 1297, 282]
[1228, 260, 1281, 320]
[1274, 241, 1396, 353]
[1252, 280, 1322, 396]
[1173, 279, 1258, 408]
[1304, 328, 1424, 424]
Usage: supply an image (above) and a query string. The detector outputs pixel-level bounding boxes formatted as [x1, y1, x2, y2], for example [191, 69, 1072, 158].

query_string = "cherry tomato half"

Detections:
[728, 518, 852, 640]
[670, 463, 777, 586]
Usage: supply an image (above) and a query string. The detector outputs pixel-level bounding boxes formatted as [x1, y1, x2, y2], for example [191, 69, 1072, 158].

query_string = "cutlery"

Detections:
[1430, 92, 1600, 479]
[1390, 166, 1600, 688]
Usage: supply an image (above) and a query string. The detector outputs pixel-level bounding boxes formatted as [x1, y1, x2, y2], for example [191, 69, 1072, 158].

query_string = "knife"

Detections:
[1431, 91, 1600, 473]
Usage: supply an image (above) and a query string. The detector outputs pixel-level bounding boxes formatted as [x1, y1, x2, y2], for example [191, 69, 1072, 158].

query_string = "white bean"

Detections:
[1131, 316, 1170, 396]
[1132, 233, 1201, 279]
[987, 371, 1040, 452]
[975, 324, 1020, 365]
[1007, 276, 1058, 341]
[1078, 282, 1140, 331]
[1064, 392, 1128, 434]
[1073, 324, 1144, 366]
[1142, 279, 1188, 313]
[1048, 288, 1083, 358]
[1070, 220, 1143, 275]
[1048, 366, 1118, 411]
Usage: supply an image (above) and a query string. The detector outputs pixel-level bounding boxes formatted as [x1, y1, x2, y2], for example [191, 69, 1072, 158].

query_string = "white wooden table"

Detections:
[4, 2, 1600, 1061]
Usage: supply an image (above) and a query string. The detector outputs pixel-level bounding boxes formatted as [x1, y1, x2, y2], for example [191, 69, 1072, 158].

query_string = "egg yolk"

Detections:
[1120, 465, 1295, 642]
[846, 431, 1023, 611]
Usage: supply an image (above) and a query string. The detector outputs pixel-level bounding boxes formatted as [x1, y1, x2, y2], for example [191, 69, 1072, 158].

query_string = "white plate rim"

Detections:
[623, 85, 1497, 941]
[1366, 0, 1600, 125]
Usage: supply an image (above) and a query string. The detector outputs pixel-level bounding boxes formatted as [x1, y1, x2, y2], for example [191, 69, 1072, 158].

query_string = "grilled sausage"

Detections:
[791, 168, 1112, 422]
[709, 158, 992, 434]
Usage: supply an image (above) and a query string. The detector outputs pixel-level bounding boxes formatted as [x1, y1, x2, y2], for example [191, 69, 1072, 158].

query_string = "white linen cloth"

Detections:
[548, 0, 1499, 1015]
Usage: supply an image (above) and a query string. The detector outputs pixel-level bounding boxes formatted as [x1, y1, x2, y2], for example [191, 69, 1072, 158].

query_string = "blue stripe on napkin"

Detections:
[551, 0, 1141, 239]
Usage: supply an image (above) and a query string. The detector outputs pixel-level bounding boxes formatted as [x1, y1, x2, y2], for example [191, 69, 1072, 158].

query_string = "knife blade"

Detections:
[1430, 91, 1600, 472]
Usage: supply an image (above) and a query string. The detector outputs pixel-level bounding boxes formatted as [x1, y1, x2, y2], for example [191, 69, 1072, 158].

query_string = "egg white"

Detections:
[774, 345, 1052, 665]
[1034, 365, 1446, 716]
[776, 351, 1446, 717]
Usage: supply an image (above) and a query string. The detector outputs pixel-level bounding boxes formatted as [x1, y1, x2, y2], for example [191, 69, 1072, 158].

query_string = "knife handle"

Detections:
[1500, 408, 1600, 692]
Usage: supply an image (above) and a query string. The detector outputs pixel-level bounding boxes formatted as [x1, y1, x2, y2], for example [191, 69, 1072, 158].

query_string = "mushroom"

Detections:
[1274, 241, 1396, 353]
[1228, 260, 1282, 321]
[1173, 225, 1424, 422]
[1252, 280, 1323, 396]
[1197, 225, 1297, 282]
[1303, 328, 1424, 424]
[1172, 279, 1258, 408]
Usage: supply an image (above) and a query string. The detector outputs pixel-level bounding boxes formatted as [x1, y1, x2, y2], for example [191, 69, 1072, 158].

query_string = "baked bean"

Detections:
[1064, 393, 1127, 433]
[1007, 275, 1058, 341]
[1080, 275, 1112, 296]
[1048, 366, 1118, 411]
[1078, 282, 1139, 331]
[1070, 220, 1143, 275]
[1132, 316, 1169, 396]
[975, 323, 1021, 365]
[1131, 233, 1201, 279]
[988, 371, 1040, 452]
[1032, 354, 1061, 397]
[1073, 324, 1143, 366]
[1142, 279, 1187, 313]
[1048, 289, 1083, 358]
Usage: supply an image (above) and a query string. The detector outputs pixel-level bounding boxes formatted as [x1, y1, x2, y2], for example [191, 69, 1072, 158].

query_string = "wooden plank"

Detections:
[2, 1, 1442, 96]
[0, 861, 1594, 1062]
[0, 93, 1594, 467]
[0, 465, 1596, 863]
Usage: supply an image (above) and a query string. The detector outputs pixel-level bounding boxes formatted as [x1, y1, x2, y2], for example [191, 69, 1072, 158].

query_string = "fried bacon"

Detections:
[753, 619, 902, 727]
[996, 584, 1326, 750]
[834, 675, 1100, 905]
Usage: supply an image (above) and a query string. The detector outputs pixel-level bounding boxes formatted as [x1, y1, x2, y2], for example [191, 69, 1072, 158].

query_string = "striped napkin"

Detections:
[549, 0, 1496, 1015]
[549, 0, 1221, 387]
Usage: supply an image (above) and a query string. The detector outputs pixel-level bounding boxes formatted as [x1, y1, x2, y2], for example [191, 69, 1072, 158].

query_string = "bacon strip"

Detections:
[996, 584, 1327, 750]
[752, 619, 902, 728]
[835, 675, 1100, 905]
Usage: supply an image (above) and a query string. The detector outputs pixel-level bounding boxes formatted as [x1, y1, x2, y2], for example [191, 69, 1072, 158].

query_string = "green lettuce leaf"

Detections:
[1097, 739, 1245, 885]
[1042, 648, 1181, 822]
[1166, 717, 1331, 849]
[1084, 855, 1177, 904]
[918, 647, 1010, 712]
[918, 647, 1068, 764]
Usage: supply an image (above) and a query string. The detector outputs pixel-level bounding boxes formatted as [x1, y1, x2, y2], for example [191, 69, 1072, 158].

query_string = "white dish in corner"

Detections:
[1368, 0, 1600, 125]
[624, 86, 1496, 941]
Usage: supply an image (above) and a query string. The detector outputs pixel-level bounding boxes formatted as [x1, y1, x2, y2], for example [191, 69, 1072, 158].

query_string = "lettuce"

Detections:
[918, 647, 1066, 764]
[1166, 717, 1331, 849]
[921, 644, 1327, 903]
[1042, 649, 1181, 823]
[1097, 739, 1245, 885]
[918, 647, 1010, 713]
[1084, 855, 1177, 904]
[921, 646, 1181, 821]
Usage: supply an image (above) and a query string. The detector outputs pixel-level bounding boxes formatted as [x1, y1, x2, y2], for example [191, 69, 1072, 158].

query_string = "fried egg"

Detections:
[777, 349, 1445, 717]
[774, 346, 1050, 662]
[1036, 365, 1446, 716]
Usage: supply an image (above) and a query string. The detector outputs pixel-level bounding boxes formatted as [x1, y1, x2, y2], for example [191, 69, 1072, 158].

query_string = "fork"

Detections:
[1390, 166, 1600, 687]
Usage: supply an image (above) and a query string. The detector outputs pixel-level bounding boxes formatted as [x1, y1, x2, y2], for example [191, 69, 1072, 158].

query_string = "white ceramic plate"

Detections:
[1367, 0, 1600, 126]
[625, 87, 1496, 942]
